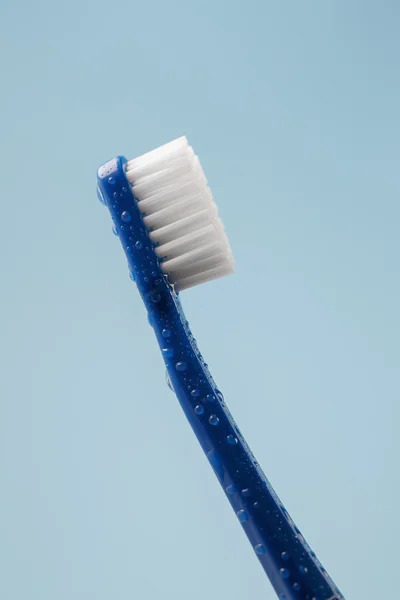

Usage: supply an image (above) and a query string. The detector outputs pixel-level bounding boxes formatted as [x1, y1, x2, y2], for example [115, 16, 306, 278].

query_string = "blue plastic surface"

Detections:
[97, 157, 345, 600]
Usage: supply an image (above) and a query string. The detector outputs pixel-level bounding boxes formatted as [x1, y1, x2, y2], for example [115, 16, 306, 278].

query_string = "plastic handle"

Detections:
[97, 157, 345, 600]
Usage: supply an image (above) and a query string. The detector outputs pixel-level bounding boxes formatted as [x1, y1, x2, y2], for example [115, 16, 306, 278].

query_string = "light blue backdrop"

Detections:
[1, 2, 399, 599]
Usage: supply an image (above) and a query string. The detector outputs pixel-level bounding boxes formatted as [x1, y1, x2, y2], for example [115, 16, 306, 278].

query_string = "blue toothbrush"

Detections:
[97, 137, 344, 600]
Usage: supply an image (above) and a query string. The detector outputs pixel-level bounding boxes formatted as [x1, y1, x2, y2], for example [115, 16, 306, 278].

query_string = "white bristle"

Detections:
[149, 210, 210, 245]
[125, 136, 234, 290]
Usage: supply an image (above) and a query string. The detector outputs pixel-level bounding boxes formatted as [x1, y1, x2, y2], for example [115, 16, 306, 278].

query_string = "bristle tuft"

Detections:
[125, 137, 234, 290]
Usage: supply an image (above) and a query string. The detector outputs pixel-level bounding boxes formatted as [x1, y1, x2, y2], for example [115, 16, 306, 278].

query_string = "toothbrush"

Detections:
[97, 137, 344, 600]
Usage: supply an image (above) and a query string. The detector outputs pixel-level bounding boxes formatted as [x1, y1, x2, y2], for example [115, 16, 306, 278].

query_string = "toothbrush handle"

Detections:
[152, 296, 344, 600]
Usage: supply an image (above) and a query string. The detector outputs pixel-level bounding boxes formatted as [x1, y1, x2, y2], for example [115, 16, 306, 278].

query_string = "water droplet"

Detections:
[226, 484, 237, 495]
[122, 186, 127, 192]
[253, 501, 260, 509]
[165, 370, 174, 392]
[162, 347, 175, 359]
[209, 414, 219, 426]
[151, 271, 157, 277]
[299, 566, 308, 574]
[112, 224, 118, 236]
[97, 188, 106, 204]
[280, 568, 290, 579]
[293, 582, 301, 592]
[241, 488, 251, 497]
[113, 192, 118, 199]
[154, 278, 162, 286]
[108, 176, 115, 185]
[205, 394, 215, 403]
[227, 435, 238, 446]
[162, 329, 171, 338]
[216, 390, 224, 402]
[151, 292, 161, 303]
[135, 240, 143, 249]
[129, 271, 136, 281]
[237, 510, 249, 523]
[255, 544, 266, 555]
[194, 405, 204, 415]
[121, 211, 131, 222]
[175, 361, 188, 372]
[191, 389, 200, 398]
[144, 277, 149, 283]
[281, 551, 290, 561]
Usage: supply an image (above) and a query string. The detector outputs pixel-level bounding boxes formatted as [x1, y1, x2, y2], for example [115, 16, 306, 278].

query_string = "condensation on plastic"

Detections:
[97, 156, 345, 600]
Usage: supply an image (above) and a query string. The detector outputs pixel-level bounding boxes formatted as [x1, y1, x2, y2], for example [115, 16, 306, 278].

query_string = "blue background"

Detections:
[1, 2, 399, 599]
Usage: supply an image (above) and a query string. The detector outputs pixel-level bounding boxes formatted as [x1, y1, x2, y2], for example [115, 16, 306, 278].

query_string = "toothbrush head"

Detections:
[123, 137, 234, 292]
